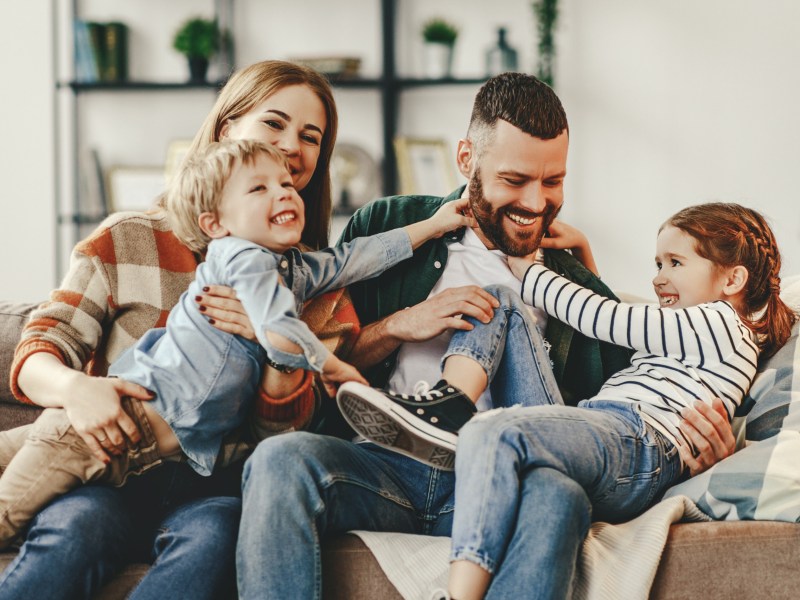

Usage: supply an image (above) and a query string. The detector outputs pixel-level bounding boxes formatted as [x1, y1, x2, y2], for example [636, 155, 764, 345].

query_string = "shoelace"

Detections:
[393, 380, 444, 402]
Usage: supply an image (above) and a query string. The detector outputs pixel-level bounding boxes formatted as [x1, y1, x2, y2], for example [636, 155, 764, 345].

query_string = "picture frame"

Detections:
[394, 137, 457, 196]
[165, 139, 194, 181]
[107, 166, 167, 212]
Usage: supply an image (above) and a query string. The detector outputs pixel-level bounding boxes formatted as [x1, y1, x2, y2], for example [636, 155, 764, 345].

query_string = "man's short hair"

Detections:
[467, 72, 568, 154]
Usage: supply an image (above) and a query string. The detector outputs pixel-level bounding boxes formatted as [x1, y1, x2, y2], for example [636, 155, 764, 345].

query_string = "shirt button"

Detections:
[384, 361, 391, 367]
[434, 261, 442, 269]
[280, 260, 288, 269]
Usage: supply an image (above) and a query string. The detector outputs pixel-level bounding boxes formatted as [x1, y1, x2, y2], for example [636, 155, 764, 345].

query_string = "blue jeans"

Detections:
[237, 435, 455, 600]
[0, 461, 241, 600]
[452, 401, 683, 599]
[444, 284, 562, 408]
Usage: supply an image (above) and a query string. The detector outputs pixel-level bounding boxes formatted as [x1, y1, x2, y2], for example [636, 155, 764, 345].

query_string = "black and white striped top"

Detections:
[521, 264, 759, 455]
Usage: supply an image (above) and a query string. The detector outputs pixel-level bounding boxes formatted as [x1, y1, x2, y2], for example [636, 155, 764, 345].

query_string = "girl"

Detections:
[442, 202, 796, 599]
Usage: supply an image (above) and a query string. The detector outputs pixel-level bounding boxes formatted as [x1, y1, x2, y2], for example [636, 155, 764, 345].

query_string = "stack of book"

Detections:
[74, 19, 128, 83]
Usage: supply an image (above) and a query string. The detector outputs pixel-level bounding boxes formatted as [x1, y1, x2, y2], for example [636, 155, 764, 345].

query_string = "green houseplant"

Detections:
[421, 17, 459, 78]
[172, 17, 219, 82]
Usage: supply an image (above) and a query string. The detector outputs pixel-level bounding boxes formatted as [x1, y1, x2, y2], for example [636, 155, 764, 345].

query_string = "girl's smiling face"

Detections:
[221, 84, 326, 193]
[652, 225, 732, 309]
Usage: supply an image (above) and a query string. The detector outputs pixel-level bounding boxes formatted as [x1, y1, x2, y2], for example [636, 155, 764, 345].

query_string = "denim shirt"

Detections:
[109, 229, 412, 475]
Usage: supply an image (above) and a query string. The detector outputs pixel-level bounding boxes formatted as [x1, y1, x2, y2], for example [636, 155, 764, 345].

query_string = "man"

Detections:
[236, 73, 734, 598]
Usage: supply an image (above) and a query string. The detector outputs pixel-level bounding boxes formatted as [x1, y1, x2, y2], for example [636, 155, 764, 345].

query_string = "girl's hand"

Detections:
[507, 254, 538, 280]
[540, 219, 599, 276]
[195, 285, 257, 341]
[320, 356, 367, 398]
[64, 373, 154, 464]
[430, 197, 476, 237]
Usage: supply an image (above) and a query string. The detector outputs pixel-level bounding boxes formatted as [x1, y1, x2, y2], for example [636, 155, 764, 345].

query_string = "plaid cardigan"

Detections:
[11, 211, 359, 432]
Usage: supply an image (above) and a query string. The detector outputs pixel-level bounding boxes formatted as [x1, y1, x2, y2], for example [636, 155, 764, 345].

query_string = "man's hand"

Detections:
[678, 397, 736, 476]
[385, 285, 500, 342]
[195, 285, 256, 341]
[64, 374, 154, 464]
[320, 356, 367, 398]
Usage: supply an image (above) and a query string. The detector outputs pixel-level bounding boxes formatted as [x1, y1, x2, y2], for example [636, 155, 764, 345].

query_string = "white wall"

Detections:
[4, 1, 800, 301]
[0, 3, 55, 302]
[557, 0, 800, 298]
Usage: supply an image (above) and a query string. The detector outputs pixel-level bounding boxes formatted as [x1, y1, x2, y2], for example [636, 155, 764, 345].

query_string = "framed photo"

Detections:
[107, 166, 167, 212]
[165, 139, 194, 181]
[394, 137, 457, 196]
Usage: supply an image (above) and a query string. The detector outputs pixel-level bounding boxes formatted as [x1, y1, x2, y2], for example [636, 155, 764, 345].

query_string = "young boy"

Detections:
[0, 139, 472, 547]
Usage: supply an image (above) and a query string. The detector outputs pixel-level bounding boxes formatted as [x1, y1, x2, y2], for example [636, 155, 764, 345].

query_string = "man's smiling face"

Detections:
[465, 119, 568, 257]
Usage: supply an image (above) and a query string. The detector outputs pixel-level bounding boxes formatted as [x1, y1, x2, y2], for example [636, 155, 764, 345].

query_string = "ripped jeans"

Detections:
[446, 287, 683, 599]
[442, 283, 563, 410]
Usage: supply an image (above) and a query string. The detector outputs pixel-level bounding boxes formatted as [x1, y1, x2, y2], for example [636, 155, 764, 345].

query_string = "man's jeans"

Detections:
[237, 284, 561, 599]
[0, 460, 241, 600]
[452, 401, 683, 599]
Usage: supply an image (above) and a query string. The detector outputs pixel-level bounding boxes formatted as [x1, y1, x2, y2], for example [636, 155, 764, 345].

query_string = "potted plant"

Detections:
[421, 17, 458, 79]
[172, 17, 219, 83]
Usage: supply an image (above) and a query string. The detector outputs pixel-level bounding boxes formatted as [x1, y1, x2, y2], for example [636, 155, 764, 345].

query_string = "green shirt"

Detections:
[338, 187, 633, 405]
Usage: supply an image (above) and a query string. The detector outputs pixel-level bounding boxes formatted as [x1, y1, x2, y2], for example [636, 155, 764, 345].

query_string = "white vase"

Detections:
[423, 42, 453, 79]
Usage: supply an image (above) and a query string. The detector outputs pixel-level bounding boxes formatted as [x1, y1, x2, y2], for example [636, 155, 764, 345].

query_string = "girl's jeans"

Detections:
[444, 283, 563, 408]
[452, 401, 684, 600]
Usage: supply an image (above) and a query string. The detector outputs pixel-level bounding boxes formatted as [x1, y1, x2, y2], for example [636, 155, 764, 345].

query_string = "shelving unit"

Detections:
[56, 0, 487, 277]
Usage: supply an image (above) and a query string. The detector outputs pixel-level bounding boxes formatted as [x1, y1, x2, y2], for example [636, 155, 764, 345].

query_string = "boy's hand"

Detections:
[507, 254, 538, 280]
[320, 356, 367, 398]
[430, 197, 476, 237]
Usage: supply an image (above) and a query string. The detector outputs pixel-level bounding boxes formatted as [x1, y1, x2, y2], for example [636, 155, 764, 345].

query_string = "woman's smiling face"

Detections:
[221, 84, 326, 193]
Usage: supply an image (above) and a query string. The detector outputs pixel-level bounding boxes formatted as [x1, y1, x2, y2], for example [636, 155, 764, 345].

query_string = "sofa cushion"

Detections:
[0, 302, 38, 404]
[664, 280, 800, 521]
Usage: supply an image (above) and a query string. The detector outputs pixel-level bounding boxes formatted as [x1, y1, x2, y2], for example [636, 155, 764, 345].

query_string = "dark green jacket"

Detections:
[338, 188, 633, 406]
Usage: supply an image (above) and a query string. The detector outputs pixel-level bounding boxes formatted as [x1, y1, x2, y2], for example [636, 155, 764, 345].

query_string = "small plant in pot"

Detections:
[421, 17, 459, 79]
[173, 17, 219, 83]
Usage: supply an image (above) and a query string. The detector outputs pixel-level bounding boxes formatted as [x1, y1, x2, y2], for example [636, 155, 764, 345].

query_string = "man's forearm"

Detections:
[347, 316, 402, 370]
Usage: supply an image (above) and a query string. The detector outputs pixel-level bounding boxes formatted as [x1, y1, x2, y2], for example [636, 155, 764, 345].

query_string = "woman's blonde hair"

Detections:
[166, 139, 288, 253]
[166, 60, 337, 249]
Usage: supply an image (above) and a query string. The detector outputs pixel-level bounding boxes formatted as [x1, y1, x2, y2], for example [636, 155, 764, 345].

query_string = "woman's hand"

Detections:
[678, 397, 737, 476]
[195, 285, 257, 341]
[64, 373, 154, 464]
[320, 356, 368, 398]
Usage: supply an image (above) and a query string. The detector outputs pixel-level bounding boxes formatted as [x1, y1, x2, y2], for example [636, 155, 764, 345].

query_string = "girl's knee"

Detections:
[482, 284, 524, 310]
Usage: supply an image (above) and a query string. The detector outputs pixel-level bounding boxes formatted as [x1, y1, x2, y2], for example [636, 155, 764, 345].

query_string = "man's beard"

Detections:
[468, 168, 559, 257]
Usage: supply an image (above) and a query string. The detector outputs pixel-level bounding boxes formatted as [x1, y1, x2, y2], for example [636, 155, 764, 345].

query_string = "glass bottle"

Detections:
[486, 27, 518, 76]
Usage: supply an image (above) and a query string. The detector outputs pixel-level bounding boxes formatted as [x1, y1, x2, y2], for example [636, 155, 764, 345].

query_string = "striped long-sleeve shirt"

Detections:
[521, 264, 759, 455]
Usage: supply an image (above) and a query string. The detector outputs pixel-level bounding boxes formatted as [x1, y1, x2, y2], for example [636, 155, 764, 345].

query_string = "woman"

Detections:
[0, 60, 352, 599]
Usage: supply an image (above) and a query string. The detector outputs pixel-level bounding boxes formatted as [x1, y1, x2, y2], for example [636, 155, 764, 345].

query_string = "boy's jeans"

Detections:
[0, 397, 165, 547]
[451, 401, 684, 599]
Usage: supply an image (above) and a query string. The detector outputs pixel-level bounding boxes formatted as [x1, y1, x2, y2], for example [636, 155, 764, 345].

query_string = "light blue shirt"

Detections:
[109, 229, 412, 475]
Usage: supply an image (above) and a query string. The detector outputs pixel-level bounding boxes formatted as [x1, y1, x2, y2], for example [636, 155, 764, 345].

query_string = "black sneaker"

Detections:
[336, 380, 476, 470]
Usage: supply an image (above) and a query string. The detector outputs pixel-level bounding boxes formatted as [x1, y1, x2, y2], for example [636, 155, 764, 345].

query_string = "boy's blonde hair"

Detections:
[166, 139, 289, 253]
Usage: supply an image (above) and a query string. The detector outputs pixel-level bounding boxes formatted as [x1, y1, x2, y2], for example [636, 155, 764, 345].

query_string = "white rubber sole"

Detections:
[336, 382, 457, 471]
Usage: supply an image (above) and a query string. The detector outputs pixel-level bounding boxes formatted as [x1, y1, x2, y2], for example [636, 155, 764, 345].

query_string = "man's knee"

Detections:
[243, 431, 332, 486]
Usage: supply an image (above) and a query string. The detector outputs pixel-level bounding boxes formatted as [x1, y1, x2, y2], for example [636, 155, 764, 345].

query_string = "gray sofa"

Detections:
[1, 300, 798, 599]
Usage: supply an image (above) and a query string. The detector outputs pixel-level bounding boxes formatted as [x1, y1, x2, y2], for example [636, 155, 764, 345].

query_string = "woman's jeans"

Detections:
[0, 432, 241, 600]
[236, 284, 561, 599]
[452, 401, 684, 600]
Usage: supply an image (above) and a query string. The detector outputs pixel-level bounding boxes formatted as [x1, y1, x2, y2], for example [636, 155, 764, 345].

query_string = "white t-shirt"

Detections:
[386, 227, 547, 411]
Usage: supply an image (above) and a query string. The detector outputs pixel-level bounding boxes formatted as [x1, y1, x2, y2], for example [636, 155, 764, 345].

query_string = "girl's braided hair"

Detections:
[664, 202, 797, 359]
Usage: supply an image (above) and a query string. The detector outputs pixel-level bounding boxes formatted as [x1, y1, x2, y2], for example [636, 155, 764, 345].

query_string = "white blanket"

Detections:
[352, 494, 709, 600]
